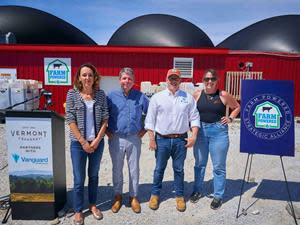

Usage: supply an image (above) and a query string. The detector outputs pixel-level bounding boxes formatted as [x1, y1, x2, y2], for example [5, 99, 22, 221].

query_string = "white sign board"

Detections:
[6, 117, 53, 176]
[0, 68, 17, 80]
[44, 58, 71, 85]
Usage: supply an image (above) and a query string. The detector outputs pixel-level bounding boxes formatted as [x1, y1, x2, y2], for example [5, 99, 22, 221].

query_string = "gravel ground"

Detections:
[0, 121, 299, 225]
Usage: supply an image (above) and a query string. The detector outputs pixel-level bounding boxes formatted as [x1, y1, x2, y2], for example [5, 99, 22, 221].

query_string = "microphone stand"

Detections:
[1, 95, 40, 124]
[0, 194, 10, 224]
[5, 94, 41, 110]
[0, 92, 53, 124]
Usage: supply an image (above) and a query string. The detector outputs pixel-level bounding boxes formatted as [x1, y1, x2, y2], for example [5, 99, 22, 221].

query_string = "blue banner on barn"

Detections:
[240, 80, 294, 156]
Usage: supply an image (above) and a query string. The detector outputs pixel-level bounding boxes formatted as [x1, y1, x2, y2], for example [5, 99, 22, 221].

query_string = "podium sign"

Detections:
[240, 80, 294, 156]
[5, 110, 66, 220]
[6, 117, 54, 202]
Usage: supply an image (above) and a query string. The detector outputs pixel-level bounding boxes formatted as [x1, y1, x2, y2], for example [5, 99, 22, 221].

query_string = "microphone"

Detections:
[40, 89, 51, 96]
[40, 89, 53, 109]
[40, 88, 46, 96]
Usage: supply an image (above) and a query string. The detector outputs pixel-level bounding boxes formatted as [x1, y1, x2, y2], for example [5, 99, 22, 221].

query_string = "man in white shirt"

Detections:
[145, 68, 200, 212]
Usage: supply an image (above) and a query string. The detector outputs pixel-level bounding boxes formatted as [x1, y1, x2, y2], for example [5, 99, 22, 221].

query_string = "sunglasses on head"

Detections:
[203, 77, 217, 82]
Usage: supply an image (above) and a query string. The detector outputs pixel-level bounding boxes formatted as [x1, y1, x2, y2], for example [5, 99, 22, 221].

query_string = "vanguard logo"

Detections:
[11, 153, 48, 164]
[12, 153, 20, 163]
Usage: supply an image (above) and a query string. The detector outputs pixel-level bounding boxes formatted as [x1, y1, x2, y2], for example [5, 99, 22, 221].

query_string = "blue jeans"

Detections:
[71, 140, 104, 212]
[151, 134, 187, 197]
[193, 122, 229, 200]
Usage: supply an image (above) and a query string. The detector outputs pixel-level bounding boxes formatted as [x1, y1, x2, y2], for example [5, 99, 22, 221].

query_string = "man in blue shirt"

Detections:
[107, 67, 149, 214]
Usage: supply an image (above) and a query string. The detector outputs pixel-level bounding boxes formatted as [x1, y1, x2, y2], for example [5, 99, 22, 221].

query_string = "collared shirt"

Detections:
[145, 88, 200, 135]
[107, 88, 149, 136]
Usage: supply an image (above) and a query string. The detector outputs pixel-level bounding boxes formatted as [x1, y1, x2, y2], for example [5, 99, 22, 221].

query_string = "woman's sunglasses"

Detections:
[203, 77, 217, 82]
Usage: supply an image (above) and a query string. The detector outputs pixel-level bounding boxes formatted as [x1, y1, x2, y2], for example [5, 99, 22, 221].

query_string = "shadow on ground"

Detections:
[253, 179, 300, 201]
[65, 185, 114, 212]
[185, 178, 258, 203]
[64, 178, 259, 212]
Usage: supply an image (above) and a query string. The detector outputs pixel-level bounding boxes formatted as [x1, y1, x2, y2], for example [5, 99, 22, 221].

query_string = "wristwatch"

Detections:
[229, 117, 234, 122]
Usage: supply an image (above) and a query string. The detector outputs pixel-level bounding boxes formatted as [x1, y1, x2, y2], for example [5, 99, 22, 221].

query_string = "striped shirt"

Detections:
[66, 88, 109, 141]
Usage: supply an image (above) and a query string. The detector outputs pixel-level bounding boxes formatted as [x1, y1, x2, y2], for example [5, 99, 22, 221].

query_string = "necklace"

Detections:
[80, 92, 94, 100]
[206, 93, 217, 101]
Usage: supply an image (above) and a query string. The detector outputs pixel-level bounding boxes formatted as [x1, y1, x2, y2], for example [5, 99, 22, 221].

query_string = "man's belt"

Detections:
[156, 132, 187, 138]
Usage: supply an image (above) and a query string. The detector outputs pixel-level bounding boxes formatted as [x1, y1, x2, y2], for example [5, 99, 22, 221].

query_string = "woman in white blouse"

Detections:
[66, 63, 108, 225]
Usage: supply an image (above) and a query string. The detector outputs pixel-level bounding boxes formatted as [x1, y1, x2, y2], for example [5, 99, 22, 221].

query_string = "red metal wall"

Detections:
[0, 45, 299, 116]
[225, 51, 300, 116]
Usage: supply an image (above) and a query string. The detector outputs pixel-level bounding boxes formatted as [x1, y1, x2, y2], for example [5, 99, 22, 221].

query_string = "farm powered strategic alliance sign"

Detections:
[240, 80, 294, 156]
[44, 58, 71, 85]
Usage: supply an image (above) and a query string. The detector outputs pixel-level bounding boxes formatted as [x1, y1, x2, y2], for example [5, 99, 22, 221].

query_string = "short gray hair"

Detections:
[119, 67, 135, 80]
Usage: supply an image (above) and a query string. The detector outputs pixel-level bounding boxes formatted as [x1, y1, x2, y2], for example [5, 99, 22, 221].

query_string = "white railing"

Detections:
[225, 71, 263, 100]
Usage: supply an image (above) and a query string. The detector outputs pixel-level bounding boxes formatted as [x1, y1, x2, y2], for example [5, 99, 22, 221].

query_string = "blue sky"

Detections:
[1, 0, 300, 45]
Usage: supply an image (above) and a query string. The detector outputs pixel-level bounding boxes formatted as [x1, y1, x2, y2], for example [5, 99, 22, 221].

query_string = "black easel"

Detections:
[236, 154, 298, 225]
[0, 195, 10, 224]
[236, 153, 252, 218]
[280, 156, 298, 225]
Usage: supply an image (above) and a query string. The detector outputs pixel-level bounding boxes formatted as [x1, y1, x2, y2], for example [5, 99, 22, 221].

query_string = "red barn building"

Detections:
[0, 44, 299, 116]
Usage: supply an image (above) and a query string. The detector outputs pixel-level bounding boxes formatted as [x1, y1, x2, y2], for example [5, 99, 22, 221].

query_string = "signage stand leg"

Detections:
[247, 154, 254, 182]
[1, 196, 11, 224]
[236, 153, 251, 218]
[280, 156, 298, 225]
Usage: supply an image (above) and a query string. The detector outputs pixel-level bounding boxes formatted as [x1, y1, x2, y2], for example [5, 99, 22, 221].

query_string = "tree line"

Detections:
[9, 175, 53, 193]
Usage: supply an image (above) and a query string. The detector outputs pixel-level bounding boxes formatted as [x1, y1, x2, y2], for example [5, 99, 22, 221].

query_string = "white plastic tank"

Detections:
[195, 82, 204, 91]
[180, 82, 195, 95]
[28, 79, 40, 109]
[158, 82, 167, 89]
[10, 79, 28, 110]
[140, 81, 153, 97]
[0, 79, 11, 109]
[151, 84, 158, 94]
[156, 82, 167, 93]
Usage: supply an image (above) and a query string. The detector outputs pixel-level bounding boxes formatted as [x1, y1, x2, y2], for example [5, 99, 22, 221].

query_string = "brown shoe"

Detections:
[176, 197, 186, 212]
[111, 194, 122, 213]
[149, 195, 159, 210]
[89, 206, 103, 220]
[73, 212, 84, 225]
[130, 196, 141, 213]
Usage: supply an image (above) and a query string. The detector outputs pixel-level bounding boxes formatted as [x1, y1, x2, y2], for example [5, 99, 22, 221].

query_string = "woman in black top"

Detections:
[190, 69, 240, 210]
